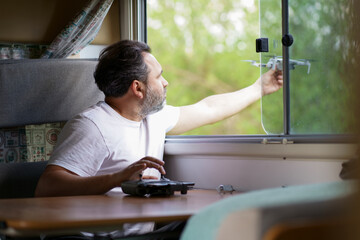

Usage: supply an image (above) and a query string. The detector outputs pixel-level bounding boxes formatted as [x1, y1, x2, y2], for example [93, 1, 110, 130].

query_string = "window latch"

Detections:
[262, 138, 294, 144]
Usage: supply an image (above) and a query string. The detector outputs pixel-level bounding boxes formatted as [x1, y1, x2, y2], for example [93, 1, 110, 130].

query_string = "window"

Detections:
[147, 0, 356, 137]
[260, 0, 355, 135]
[147, 0, 262, 135]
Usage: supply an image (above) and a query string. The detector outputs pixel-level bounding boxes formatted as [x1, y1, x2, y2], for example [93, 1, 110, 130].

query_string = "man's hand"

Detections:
[114, 156, 166, 185]
[256, 69, 283, 96]
[35, 157, 166, 197]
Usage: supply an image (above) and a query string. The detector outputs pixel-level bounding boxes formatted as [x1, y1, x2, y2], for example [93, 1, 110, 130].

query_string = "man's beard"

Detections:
[140, 85, 166, 118]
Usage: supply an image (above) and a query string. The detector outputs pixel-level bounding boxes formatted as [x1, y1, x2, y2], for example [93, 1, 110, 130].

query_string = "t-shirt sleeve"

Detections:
[48, 116, 109, 177]
[159, 105, 180, 133]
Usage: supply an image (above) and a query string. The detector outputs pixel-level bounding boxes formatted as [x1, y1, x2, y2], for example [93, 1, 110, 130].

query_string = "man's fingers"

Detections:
[129, 156, 166, 175]
[141, 156, 165, 165]
[140, 160, 166, 174]
[130, 163, 147, 173]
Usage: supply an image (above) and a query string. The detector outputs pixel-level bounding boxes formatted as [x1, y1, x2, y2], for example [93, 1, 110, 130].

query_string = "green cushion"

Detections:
[180, 181, 356, 240]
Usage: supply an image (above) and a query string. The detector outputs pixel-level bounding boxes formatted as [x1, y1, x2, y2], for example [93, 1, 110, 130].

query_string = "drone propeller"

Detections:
[242, 60, 262, 67]
[298, 59, 316, 62]
[244, 57, 312, 74]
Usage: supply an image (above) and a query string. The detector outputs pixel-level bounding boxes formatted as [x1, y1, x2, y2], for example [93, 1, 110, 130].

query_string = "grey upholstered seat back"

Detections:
[0, 58, 104, 128]
[0, 59, 104, 198]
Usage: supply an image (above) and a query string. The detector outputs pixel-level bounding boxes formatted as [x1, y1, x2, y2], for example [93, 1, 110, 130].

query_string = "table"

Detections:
[0, 189, 236, 237]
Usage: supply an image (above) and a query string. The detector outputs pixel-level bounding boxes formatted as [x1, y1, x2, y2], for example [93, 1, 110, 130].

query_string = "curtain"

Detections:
[41, 0, 113, 58]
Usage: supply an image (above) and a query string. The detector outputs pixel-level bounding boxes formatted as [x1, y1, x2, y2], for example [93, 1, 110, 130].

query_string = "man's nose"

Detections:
[162, 78, 168, 88]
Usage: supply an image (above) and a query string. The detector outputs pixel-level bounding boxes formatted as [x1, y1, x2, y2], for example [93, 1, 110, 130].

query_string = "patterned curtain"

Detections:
[41, 0, 113, 58]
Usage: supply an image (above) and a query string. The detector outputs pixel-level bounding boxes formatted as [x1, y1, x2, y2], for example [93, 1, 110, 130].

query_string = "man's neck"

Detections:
[105, 97, 143, 122]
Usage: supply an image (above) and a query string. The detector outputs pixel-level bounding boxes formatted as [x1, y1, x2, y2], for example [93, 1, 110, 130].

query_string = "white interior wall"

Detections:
[163, 142, 356, 191]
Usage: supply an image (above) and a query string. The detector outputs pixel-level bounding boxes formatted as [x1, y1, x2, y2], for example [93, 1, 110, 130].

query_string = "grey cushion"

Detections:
[0, 59, 105, 198]
[0, 58, 104, 128]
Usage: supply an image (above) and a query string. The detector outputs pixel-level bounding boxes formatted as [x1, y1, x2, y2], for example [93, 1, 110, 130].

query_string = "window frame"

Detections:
[119, 0, 147, 42]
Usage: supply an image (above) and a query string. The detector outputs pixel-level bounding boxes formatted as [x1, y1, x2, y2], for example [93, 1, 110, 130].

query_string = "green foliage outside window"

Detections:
[148, 0, 264, 135]
[260, 0, 356, 134]
[148, 0, 356, 135]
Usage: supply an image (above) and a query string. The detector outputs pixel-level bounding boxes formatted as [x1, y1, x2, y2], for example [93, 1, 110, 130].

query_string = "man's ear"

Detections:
[130, 80, 146, 99]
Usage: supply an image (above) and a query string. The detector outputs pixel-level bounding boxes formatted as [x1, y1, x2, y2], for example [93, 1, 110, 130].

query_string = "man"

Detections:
[35, 40, 282, 197]
[35, 39, 282, 238]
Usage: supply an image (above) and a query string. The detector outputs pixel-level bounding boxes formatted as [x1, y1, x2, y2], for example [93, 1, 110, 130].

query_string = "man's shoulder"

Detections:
[80, 101, 106, 116]
[79, 101, 117, 123]
[62, 102, 110, 132]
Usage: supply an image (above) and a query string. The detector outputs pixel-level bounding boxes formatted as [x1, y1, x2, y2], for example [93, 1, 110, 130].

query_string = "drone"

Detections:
[244, 56, 311, 74]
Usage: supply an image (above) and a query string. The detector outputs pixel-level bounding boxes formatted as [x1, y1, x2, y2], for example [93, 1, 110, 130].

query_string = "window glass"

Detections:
[260, 0, 355, 134]
[147, 0, 263, 135]
[259, 0, 283, 134]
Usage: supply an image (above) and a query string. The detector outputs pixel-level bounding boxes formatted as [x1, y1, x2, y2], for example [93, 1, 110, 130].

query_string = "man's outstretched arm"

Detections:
[168, 69, 283, 135]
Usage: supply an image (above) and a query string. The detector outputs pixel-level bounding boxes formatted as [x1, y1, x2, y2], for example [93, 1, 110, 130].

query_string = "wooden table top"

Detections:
[0, 189, 235, 236]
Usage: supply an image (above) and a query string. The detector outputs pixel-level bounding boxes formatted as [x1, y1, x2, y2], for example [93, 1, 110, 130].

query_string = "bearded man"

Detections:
[35, 39, 282, 237]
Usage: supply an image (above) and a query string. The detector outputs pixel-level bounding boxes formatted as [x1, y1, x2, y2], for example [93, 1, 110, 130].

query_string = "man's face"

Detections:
[140, 53, 168, 116]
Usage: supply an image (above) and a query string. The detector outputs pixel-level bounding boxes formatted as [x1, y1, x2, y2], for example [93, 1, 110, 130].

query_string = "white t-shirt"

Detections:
[49, 101, 180, 180]
[48, 101, 180, 237]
